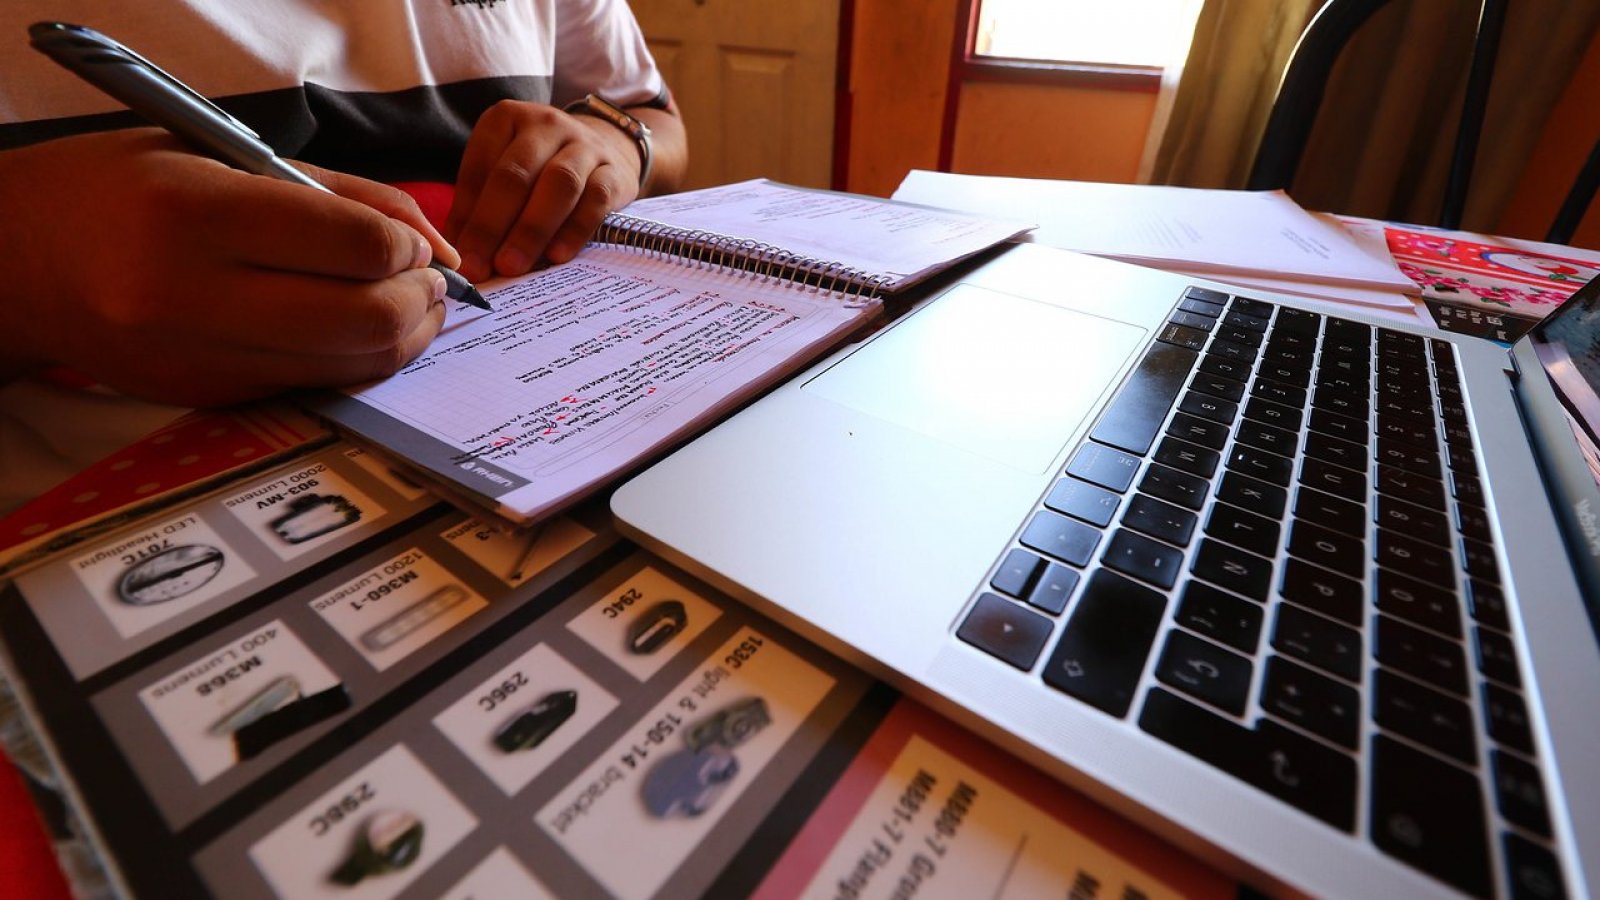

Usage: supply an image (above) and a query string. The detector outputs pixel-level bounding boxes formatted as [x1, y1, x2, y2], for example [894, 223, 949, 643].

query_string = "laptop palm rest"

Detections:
[802, 284, 1145, 473]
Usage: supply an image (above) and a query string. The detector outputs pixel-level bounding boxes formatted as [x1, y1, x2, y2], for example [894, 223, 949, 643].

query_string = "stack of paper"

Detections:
[891, 171, 1424, 323]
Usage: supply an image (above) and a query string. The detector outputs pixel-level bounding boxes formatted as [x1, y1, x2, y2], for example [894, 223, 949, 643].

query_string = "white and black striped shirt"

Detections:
[0, 0, 668, 181]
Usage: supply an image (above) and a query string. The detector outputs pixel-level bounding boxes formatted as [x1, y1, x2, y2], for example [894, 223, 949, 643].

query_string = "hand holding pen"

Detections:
[0, 24, 483, 406]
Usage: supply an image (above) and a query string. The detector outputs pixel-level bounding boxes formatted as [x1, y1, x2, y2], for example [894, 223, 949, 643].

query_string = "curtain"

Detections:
[1148, 0, 1600, 234]
[1144, 0, 1318, 188]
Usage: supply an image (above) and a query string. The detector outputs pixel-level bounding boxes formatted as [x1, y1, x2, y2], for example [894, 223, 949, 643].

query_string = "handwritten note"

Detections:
[341, 246, 865, 522]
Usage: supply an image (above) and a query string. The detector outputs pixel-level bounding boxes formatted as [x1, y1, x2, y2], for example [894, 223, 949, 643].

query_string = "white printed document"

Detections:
[891, 170, 1412, 296]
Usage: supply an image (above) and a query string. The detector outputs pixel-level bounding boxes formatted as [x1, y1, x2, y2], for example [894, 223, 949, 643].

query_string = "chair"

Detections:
[1246, 0, 1599, 245]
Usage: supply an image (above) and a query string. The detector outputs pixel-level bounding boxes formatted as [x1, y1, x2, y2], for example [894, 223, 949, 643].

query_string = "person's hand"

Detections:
[0, 128, 458, 406]
[444, 99, 644, 281]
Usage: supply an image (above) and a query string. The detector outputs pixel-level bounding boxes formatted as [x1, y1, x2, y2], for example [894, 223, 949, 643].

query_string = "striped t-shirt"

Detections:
[0, 0, 668, 181]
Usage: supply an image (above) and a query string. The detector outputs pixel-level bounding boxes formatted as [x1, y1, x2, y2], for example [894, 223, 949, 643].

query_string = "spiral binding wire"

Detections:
[593, 213, 892, 307]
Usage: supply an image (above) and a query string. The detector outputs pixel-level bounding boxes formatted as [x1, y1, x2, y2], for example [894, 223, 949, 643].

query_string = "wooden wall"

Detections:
[843, 0, 1156, 199]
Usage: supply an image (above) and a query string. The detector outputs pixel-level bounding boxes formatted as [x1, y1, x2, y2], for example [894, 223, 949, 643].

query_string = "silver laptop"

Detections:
[612, 243, 1600, 899]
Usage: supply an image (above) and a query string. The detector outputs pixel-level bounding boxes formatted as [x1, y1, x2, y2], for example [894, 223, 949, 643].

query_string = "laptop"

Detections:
[611, 242, 1600, 898]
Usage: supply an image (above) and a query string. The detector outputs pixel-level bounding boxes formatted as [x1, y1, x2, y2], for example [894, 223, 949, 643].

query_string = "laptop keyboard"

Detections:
[957, 287, 1565, 899]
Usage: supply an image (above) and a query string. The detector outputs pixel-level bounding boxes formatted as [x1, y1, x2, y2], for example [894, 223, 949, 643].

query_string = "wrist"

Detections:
[563, 94, 653, 190]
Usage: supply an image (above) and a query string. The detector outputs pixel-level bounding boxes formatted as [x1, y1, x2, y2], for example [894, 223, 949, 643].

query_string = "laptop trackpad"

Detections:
[803, 284, 1145, 473]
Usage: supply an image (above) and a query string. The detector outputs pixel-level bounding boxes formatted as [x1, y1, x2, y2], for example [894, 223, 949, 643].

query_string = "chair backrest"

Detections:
[1247, 0, 1596, 245]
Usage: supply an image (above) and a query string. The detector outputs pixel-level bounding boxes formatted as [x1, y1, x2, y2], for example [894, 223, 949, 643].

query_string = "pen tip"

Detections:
[463, 286, 492, 311]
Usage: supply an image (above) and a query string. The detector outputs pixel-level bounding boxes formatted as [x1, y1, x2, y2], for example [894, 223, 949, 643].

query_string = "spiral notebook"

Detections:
[307, 179, 1032, 526]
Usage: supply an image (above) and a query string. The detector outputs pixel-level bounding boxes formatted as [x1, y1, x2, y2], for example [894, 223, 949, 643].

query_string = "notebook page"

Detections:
[621, 179, 1033, 289]
[315, 245, 869, 523]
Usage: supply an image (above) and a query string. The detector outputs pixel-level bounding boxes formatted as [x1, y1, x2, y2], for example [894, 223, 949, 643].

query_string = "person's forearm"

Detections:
[631, 101, 688, 196]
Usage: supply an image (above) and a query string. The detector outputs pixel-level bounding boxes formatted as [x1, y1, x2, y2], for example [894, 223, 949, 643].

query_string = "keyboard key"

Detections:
[1198, 353, 1250, 382]
[1204, 502, 1280, 557]
[1313, 384, 1368, 419]
[1044, 477, 1122, 527]
[1153, 437, 1220, 478]
[1140, 463, 1209, 510]
[1178, 296, 1225, 317]
[1454, 472, 1487, 508]
[1185, 286, 1229, 305]
[1027, 563, 1080, 615]
[1157, 322, 1208, 350]
[1102, 528, 1185, 589]
[1190, 371, 1245, 402]
[1377, 465, 1447, 511]
[1316, 369, 1369, 396]
[1288, 520, 1365, 578]
[1308, 408, 1368, 446]
[1324, 317, 1371, 345]
[1371, 735, 1491, 897]
[1230, 297, 1274, 319]
[1257, 359, 1312, 389]
[1155, 630, 1253, 715]
[1261, 655, 1359, 749]
[1483, 682, 1534, 754]
[1243, 396, 1303, 432]
[1214, 326, 1263, 348]
[1192, 538, 1273, 601]
[1167, 411, 1230, 451]
[1468, 578, 1510, 630]
[1176, 580, 1262, 652]
[1376, 417, 1438, 451]
[1376, 529, 1455, 589]
[957, 594, 1053, 671]
[1207, 338, 1258, 364]
[1216, 471, 1287, 518]
[1241, 374, 1305, 406]
[1447, 442, 1479, 478]
[1375, 615, 1467, 695]
[1235, 418, 1298, 457]
[1318, 354, 1371, 387]
[1139, 689, 1356, 832]
[1123, 493, 1198, 547]
[1374, 568, 1462, 638]
[1294, 487, 1365, 538]
[1377, 437, 1441, 477]
[1474, 627, 1522, 687]
[1228, 444, 1294, 486]
[1250, 719, 1359, 831]
[1491, 751, 1552, 837]
[1089, 341, 1200, 455]
[1272, 603, 1361, 682]
[1224, 309, 1270, 332]
[1502, 833, 1568, 900]
[1264, 343, 1315, 369]
[1374, 668, 1476, 764]
[1178, 390, 1238, 426]
[991, 548, 1042, 597]
[1460, 538, 1500, 583]
[1066, 442, 1141, 493]
[1020, 510, 1101, 566]
[1168, 310, 1216, 332]
[1375, 495, 1450, 548]
[1303, 433, 1368, 477]
[1280, 558, 1362, 625]
[1301, 457, 1366, 502]
[1042, 569, 1166, 716]
[1457, 502, 1494, 544]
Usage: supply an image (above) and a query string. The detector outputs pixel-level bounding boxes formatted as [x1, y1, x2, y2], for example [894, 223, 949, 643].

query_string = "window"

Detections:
[972, 0, 1202, 71]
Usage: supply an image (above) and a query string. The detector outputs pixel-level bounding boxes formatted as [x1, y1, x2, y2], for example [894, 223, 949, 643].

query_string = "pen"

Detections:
[27, 21, 491, 311]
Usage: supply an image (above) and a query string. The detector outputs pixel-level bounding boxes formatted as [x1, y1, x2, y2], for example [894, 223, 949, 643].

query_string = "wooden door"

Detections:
[629, 0, 840, 190]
